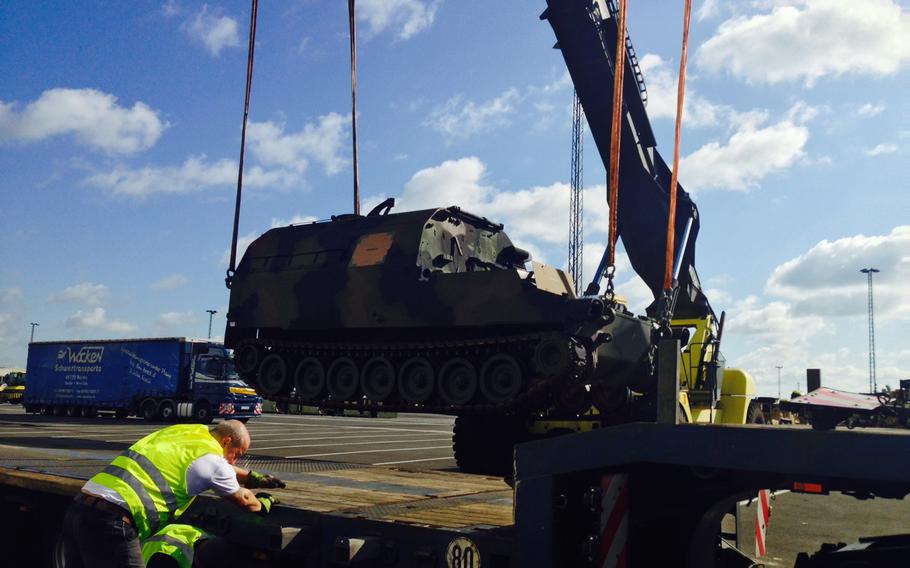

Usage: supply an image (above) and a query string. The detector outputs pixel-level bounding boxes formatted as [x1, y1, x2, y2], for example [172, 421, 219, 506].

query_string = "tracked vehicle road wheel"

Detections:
[294, 357, 325, 400]
[327, 358, 359, 400]
[438, 358, 478, 405]
[532, 337, 571, 376]
[398, 357, 435, 403]
[361, 357, 396, 402]
[258, 354, 291, 396]
[480, 355, 523, 404]
[235, 343, 261, 375]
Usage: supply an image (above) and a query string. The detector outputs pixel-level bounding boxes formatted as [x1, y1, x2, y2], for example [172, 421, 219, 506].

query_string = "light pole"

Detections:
[775, 365, 783, 400]
[206, 310, 218, 340]
[860, 268, 879, 393]
[29, 322, 39, 343]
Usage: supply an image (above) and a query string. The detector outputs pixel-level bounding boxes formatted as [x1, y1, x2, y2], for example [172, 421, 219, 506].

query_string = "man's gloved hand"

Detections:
[246, 470, 286, 489]
[255, 492, 279, 515]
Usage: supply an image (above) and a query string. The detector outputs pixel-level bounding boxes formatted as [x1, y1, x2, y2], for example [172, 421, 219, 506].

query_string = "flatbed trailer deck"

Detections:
[0, 442, 516, 567]
[2, 423, 910, 567]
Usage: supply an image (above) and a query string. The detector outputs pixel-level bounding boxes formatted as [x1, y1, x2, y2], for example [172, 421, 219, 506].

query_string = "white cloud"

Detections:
[856, 103, 885, 118]
[182, 5, 240, 56]
[696, 0, 910, 86]
[248, 113, 350, 176]
[696, 0, 723, 21]
[48, 283, 110, 305]
[297, 37, 311, 55]
[85, 156, 232, 196]
[765, 226, 910, 321]
[0, 288, 25, 347]
[0, 313, 15, 347]
[538, 72, 572, 96]
[638, 54, 725, 127]
[423, 89, 520, 142]
[271, 215, 318, 228]
[394, 157, 492, 211]
[358, 0, 442, 40]
[0, 88, 166, 154]
[158, 311, 196, 327]
[151, 274, 189, 291]
[161, 0, 181, 18]
[221, 232, 259, 267]
[864, 143, 898, 156]
[83, 155, 297, 198]
[65, 307, 136, 333]
[726, 296, 827, 339]
[679, 104, 812, 192]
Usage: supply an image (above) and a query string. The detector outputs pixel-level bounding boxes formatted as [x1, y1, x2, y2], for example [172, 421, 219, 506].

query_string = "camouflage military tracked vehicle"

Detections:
[224, 201, 654, 417]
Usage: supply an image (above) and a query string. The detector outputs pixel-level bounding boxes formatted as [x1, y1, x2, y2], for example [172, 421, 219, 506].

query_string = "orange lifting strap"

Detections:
[606, 0, 628, 278]
[663, 0, 693, 293]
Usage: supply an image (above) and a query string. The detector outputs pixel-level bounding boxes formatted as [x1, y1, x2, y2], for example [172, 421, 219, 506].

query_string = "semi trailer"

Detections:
[0, 417, 908, 567]
[23, 337, 262, 423]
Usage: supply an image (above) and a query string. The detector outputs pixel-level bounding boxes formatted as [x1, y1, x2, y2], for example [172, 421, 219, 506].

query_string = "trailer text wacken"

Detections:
[54, 346, 104, 373]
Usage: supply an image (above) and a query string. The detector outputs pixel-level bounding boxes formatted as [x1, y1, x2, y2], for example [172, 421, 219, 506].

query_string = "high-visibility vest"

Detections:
[86, 424, 225, 539]
[142, 523, 209, 568]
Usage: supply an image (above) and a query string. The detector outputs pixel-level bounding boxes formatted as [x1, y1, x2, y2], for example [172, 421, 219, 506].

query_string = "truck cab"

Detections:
[188, 342, 262, 422]
[0, 370, 26, 404]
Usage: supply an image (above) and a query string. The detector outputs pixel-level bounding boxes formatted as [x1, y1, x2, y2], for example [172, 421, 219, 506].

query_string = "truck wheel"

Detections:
[52, 405, 66, 417]
[141, 398, 159, 421]
[158, 399, 176, 422]
[66, 406, 80, 417]
[82, 406, 98, 418]
[194, 401, 214, 424]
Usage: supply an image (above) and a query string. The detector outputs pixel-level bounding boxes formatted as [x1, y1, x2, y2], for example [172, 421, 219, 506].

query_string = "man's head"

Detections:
[209, 420, 250, 464]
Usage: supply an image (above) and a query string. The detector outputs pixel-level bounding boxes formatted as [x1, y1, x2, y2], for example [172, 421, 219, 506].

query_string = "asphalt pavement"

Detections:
[0, 405, 457, 469]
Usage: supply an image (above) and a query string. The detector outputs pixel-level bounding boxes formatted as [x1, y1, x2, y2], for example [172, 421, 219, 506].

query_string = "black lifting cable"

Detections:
[226, 0, 259, 289]
[349, 0, 361, 215]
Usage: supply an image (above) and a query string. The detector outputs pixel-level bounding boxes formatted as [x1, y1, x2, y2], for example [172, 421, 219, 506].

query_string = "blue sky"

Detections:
[1, 0, 907, 395]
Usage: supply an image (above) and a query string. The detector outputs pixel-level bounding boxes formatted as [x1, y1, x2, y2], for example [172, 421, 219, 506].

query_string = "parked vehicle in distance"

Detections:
[0, 368, 26, 404]
[23, 337, 262, 423]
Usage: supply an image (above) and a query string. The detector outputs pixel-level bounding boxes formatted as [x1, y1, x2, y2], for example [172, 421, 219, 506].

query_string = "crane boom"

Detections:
[542, 0, 712, 319]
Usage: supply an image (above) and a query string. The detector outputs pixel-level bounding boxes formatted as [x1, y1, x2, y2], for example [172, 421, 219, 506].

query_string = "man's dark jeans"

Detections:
[62, 497, 144, 568]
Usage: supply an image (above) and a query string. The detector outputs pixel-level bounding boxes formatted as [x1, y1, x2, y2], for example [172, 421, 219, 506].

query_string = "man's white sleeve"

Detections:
[186, 454, 242, 496]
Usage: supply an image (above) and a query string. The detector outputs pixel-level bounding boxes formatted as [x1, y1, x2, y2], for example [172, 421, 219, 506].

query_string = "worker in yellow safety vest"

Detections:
[62, 420, 285, 568]
[142, 524, 209, 568]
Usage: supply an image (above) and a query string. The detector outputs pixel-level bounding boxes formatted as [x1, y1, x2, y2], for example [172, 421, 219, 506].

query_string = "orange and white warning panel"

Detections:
[755, 489, 771, 558]
[597, 473, 629, 568]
